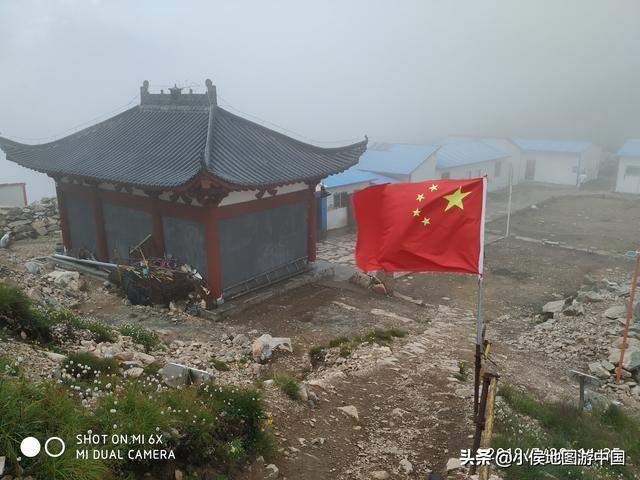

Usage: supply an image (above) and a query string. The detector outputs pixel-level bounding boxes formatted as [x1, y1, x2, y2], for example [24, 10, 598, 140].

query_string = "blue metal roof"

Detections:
[357, 142, 439, 175]
[436, 140, 509, 169]
[617, 140, 640, 157]
[512, 139, 592, 154]
[323, 166, 378, 188]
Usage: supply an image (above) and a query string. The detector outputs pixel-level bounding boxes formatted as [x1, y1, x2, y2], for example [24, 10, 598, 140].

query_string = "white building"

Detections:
[322, 168, 379, 230]
[435, 139, 511, 192]
[512, 139, 602, 186]
[615, 140, 640, 194]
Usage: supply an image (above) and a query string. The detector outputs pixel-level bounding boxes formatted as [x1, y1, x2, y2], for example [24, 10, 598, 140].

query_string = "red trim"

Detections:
[216, 189, 308, 219]
[205, 205, 223, 299]
[55, 184, 72, 251]
[90, 187, 109, 261]
[149, 197, 165, 256]
[307, 187, 317, 262]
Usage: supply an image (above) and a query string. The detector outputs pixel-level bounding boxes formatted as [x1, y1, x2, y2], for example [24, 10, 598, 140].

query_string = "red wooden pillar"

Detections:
[307, 184, 317, 262]
[149, 195, 165, 257]
[54, 181, 72, 252]
[90, 186, 109, 261]
[204, 203, 223, 301]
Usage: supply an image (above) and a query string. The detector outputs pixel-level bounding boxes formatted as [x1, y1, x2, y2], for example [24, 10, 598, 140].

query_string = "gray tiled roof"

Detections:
[0, 104, 367, 190]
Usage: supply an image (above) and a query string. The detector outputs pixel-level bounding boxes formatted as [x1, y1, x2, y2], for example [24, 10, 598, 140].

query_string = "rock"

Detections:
[337, 405, 359, 421]
[24, 261, 44, 274]
[563, 301, 584, 317]
[159, 362, 213, 387]
[114, 351, 135, 362]
[251, 334, 293, 362]
[174, 468, 184, 480]
[578, 291, 606, 303]
[265, 464, 279, 478]
[0, 456, 4, 476]
[44, 351, 66, 362]
[45, 270, 81, 290]
[124, 367, 144, 378]
[370, 308, 413, 323]
[399, 458, 413, 474]
[601, 360, 616, 372]
[133, 351, 156, 366]
[0, 232, 11, 248]
[588, 361, 610, 379]
[609, 344, 640, 371]
[371, 471, 390, 480]
[604, 305, 627, 320]
[232, 333, 249, 346]
[542, 299, 565, 314]
[445, 457, 462, 471]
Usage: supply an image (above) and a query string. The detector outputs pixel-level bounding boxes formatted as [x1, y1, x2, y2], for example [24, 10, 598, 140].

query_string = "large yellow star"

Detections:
[416, 193, 425, 202]
[412, 208, 421, 217]
[443, 186, 471, 212]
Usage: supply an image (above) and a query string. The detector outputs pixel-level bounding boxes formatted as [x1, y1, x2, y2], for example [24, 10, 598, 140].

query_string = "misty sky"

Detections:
[1, 0, 639, 201]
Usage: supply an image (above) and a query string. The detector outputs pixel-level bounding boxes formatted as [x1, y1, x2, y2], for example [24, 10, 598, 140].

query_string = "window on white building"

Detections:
[330, 191, 350, 209]
[495, 160, 502, 177]
[625, 165, 640, 177]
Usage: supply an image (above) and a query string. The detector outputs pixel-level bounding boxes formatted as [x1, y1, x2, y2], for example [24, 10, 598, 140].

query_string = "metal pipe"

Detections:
[51, 254, 117, 270]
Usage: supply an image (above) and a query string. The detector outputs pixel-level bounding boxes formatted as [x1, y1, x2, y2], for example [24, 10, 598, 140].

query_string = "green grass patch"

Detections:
[272, 374, 300, 400]
[210, 358, 231, 371]
[308, 346, 326, 368]
[495, 384, 640, 479]
[0, 283, 55, 343]
[118, 323, 161, 352]
[0, 355, 21, 376]
[0, 370, 274, 479]
[453, 360, 469, 382]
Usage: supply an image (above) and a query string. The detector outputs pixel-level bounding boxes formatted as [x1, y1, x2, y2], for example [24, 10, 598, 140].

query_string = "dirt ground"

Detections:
[1, 189, 639, 479]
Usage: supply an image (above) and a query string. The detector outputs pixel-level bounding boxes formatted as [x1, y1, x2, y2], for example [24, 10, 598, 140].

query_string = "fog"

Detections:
[1, 0, 639, 201]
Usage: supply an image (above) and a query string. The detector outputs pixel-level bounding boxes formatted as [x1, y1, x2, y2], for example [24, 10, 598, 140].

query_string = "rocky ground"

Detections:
[1, 192, 640, 479]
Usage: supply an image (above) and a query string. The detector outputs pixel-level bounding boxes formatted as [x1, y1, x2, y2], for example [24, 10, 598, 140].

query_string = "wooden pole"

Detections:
[616, 252, 640, 383]
[478, 374, 499, 480]
[471, 373, 491, 475]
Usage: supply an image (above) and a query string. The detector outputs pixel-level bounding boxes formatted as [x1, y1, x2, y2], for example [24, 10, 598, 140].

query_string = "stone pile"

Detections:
[517, 276, 640, 402]
[0, 197, 60, 241]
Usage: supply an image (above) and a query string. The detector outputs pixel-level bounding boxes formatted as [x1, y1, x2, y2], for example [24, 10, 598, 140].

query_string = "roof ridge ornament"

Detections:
[205, 79, 217, 106]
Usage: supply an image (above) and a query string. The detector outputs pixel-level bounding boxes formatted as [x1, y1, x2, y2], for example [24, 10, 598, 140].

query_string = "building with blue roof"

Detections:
[434, 139, 511, 192]
[511, 138, 602, 186]
[615, 140, 640, 194]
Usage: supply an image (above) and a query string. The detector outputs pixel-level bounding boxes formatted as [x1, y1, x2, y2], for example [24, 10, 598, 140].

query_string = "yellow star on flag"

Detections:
[443, 186, 471, 212]
[416, 193, 425, 202]
[412, 208, 421, 217]
[421, 217, 430, 226]
[429, 184, 438, 192]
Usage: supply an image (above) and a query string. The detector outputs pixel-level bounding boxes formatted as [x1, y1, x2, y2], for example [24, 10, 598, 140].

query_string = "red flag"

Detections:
[353, 177, 486, 274]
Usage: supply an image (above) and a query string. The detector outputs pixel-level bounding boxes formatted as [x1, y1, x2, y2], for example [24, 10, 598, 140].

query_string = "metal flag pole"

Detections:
[474, 274, 485, 419]
[616, 249, 640, 382]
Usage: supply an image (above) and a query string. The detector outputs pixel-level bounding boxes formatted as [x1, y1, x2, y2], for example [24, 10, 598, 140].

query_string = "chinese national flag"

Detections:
[353, 177, 486, 274]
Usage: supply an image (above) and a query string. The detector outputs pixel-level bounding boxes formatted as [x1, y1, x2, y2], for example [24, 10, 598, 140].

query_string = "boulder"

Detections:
[265, 464, 279, 478]
[160, 362, 213, 387]
[445, 457, 462, 471]
[604, 305, 627, 320]
[46, 270, 81, 290]
[588, 361, 610, 379]
[251, 334, 293, 362]
[609, 342, 640, 371]
[578, 291, 606, 303]
[399, 458, 413, 474]
[124, 367, 144, 378]
[337, 405, 359, 421]
[371, 471, 390, 480]
[563, 301, 584, 317]
[44, 351, 66, 363]
[542, 299, 565, 315]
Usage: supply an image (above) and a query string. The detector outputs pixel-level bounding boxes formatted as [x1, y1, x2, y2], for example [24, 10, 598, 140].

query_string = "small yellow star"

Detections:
[429, 184, 439, 192]
[443, 186, 471, 212]
[416, 193, 425, 202]
[421, 217, 430, 226]
[412, 208, 421, 217]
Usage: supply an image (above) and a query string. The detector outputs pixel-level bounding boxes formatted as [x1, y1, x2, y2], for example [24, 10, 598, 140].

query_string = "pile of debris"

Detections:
[0, 197, 60, 241]
[516, 276, 640, 402]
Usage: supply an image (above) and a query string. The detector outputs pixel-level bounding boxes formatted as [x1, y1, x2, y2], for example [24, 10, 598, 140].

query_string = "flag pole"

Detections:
[474, 176, 488, 420]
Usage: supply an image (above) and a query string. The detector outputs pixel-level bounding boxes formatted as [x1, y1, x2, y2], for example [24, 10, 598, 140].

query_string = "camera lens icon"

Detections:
[19, 437, 65, 458]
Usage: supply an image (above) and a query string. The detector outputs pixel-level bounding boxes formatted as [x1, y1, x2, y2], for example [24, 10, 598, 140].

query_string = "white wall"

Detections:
[0, 153, 55, 202]
[0, 183, 27, 207]
[580, 144, 602, 180]
[219, 182, 307, 206]
[615, 156, 640, 194]
[326, 180, 371, 230]
[482, 139, 525, 184]
[409, 154, 437, 182]
[522, 152, 578, 185]
[436, 158, 510, 192]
